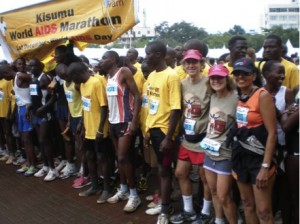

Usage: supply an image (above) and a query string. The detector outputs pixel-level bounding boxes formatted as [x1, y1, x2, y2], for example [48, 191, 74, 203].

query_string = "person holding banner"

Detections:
[101, 50, 142, 213]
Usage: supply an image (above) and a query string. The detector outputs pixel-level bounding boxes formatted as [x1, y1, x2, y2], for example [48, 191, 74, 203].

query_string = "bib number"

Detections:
[65, 90, 73, 103]
[141, 94, 148, 108]
[236, 106, 249, 128]
[82, 96, 91, 112]
[30, 84, 38, 96]
[106, 83, 118, 96]
[149, 98, 159, 115]
[183, 119, 196, 135]
[200, 137, 221, 156]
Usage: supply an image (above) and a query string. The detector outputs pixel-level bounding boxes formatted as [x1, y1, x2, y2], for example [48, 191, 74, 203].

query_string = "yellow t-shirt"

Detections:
[224, 62, 234, 79]
[145, 67, 181, 136]
[63, 81, 82, 118]
[0, 80, 13, 118]
[133, 68, 145, 96]
[133, 62, 141, 69]
[281, 58, 299, 90]
[174, 65, 187, 80]
[80, 76, 109, 140]
[203, 62, 211, 76]
[258, 58, 299, 90]
[10, 93, 16, 113]
[139, 81, 148, 137]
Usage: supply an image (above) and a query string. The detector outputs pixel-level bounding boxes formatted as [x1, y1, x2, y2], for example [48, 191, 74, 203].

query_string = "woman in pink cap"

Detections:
[200, 65, 238, 224]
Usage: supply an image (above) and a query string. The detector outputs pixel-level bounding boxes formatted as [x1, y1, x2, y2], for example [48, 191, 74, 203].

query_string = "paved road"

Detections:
[0, 163, 159, 224]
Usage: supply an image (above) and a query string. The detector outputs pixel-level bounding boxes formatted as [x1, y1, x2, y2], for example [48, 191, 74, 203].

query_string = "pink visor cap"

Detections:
[208, 64, 229, 77]
[183, 49, 203, 61]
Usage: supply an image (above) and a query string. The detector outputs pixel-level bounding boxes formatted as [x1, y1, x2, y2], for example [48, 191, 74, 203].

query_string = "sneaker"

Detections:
[55, 160, 67, 172]
[123, 195, 141, 213]
[13, 156, 26, 166]
[78, 186, 101, 197]
[59, 164, 77, 179]
[44, 169, 58, 181]
[5, 156, 15, 165]
[60, 162, 69, 174]
[72, 176, 91, 189]
[0, 148, 6, 156]
[146, 203, 162, 215]
[0, 154, 9, 162]
[107, 189, 129, 204]
[148, 198, 162, 208]
[157, 213, 169, 224]
[34, 166, 49, 177]
[191, 213, 213, 224]
[16, 164, 29, 173]
[97, 190, 113, 204]
[170, 211, 197, 224]
[24, 166, 38, 176]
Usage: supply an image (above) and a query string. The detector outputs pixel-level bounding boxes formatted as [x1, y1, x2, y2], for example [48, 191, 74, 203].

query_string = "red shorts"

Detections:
[178, 145, 205, 165]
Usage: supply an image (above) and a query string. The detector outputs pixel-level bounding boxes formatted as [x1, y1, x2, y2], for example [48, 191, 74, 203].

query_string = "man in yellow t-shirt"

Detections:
[0, 66, 13, 160]
[262, 34, 299, 90]
[144, 41, 181, 224]
[68, 62, 115, 203]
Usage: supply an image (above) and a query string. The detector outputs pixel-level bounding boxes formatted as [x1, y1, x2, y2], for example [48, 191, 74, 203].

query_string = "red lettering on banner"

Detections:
[70, 35, 93, 41]
[36, 24, 57, 36]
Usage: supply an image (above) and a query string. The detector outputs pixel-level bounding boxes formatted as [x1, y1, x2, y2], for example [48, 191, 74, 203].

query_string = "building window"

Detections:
[288, 7, 299, 12]
[270, 15, 277, 21]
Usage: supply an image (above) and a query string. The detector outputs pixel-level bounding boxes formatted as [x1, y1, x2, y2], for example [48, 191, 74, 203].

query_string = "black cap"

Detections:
[232, 58, 256, 74]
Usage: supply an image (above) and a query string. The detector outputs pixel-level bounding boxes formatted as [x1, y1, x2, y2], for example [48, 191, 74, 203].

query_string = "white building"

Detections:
[264, 0, 299, 29]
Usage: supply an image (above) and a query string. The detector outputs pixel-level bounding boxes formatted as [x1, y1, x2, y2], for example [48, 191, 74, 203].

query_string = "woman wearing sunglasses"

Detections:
[230, 58, 277, 224]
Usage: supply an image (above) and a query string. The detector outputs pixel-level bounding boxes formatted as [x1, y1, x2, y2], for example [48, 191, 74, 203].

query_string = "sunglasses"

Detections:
[232, 71, 252, 77]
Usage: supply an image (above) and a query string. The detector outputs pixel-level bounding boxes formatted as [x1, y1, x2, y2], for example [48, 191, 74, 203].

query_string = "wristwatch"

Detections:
[261, 163, 270, 169]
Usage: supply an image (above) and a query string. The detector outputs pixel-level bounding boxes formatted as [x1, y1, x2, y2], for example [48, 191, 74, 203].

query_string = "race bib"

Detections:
[200, 137, 221, 156]
[141, 94, 148, 108]
[183, 119, 196, 135]
[236, 106, 249, 128]
[149, 98, 159, 115]
[29, 84, 38, 96]
[0, 91, 3, 101]
[82, 96, 91, 112]
[106, 83, 118, 96]
[65, 90, 73, 103]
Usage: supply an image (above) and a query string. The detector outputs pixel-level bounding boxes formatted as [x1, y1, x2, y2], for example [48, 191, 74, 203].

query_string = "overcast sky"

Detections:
[0, 0, 294, 33]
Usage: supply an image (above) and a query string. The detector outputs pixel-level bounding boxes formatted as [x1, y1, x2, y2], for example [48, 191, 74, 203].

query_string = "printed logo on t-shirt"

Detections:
[208, 108, 226, 135]
[183, 93, 202, 119]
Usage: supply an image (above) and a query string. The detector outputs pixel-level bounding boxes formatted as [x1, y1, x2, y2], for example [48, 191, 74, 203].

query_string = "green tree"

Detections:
[227, 25, 246, 35]
[262, 26, 299, 47]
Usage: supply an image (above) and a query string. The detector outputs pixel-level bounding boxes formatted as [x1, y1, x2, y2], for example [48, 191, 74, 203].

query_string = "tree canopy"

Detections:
[127, 22, 299, 52]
